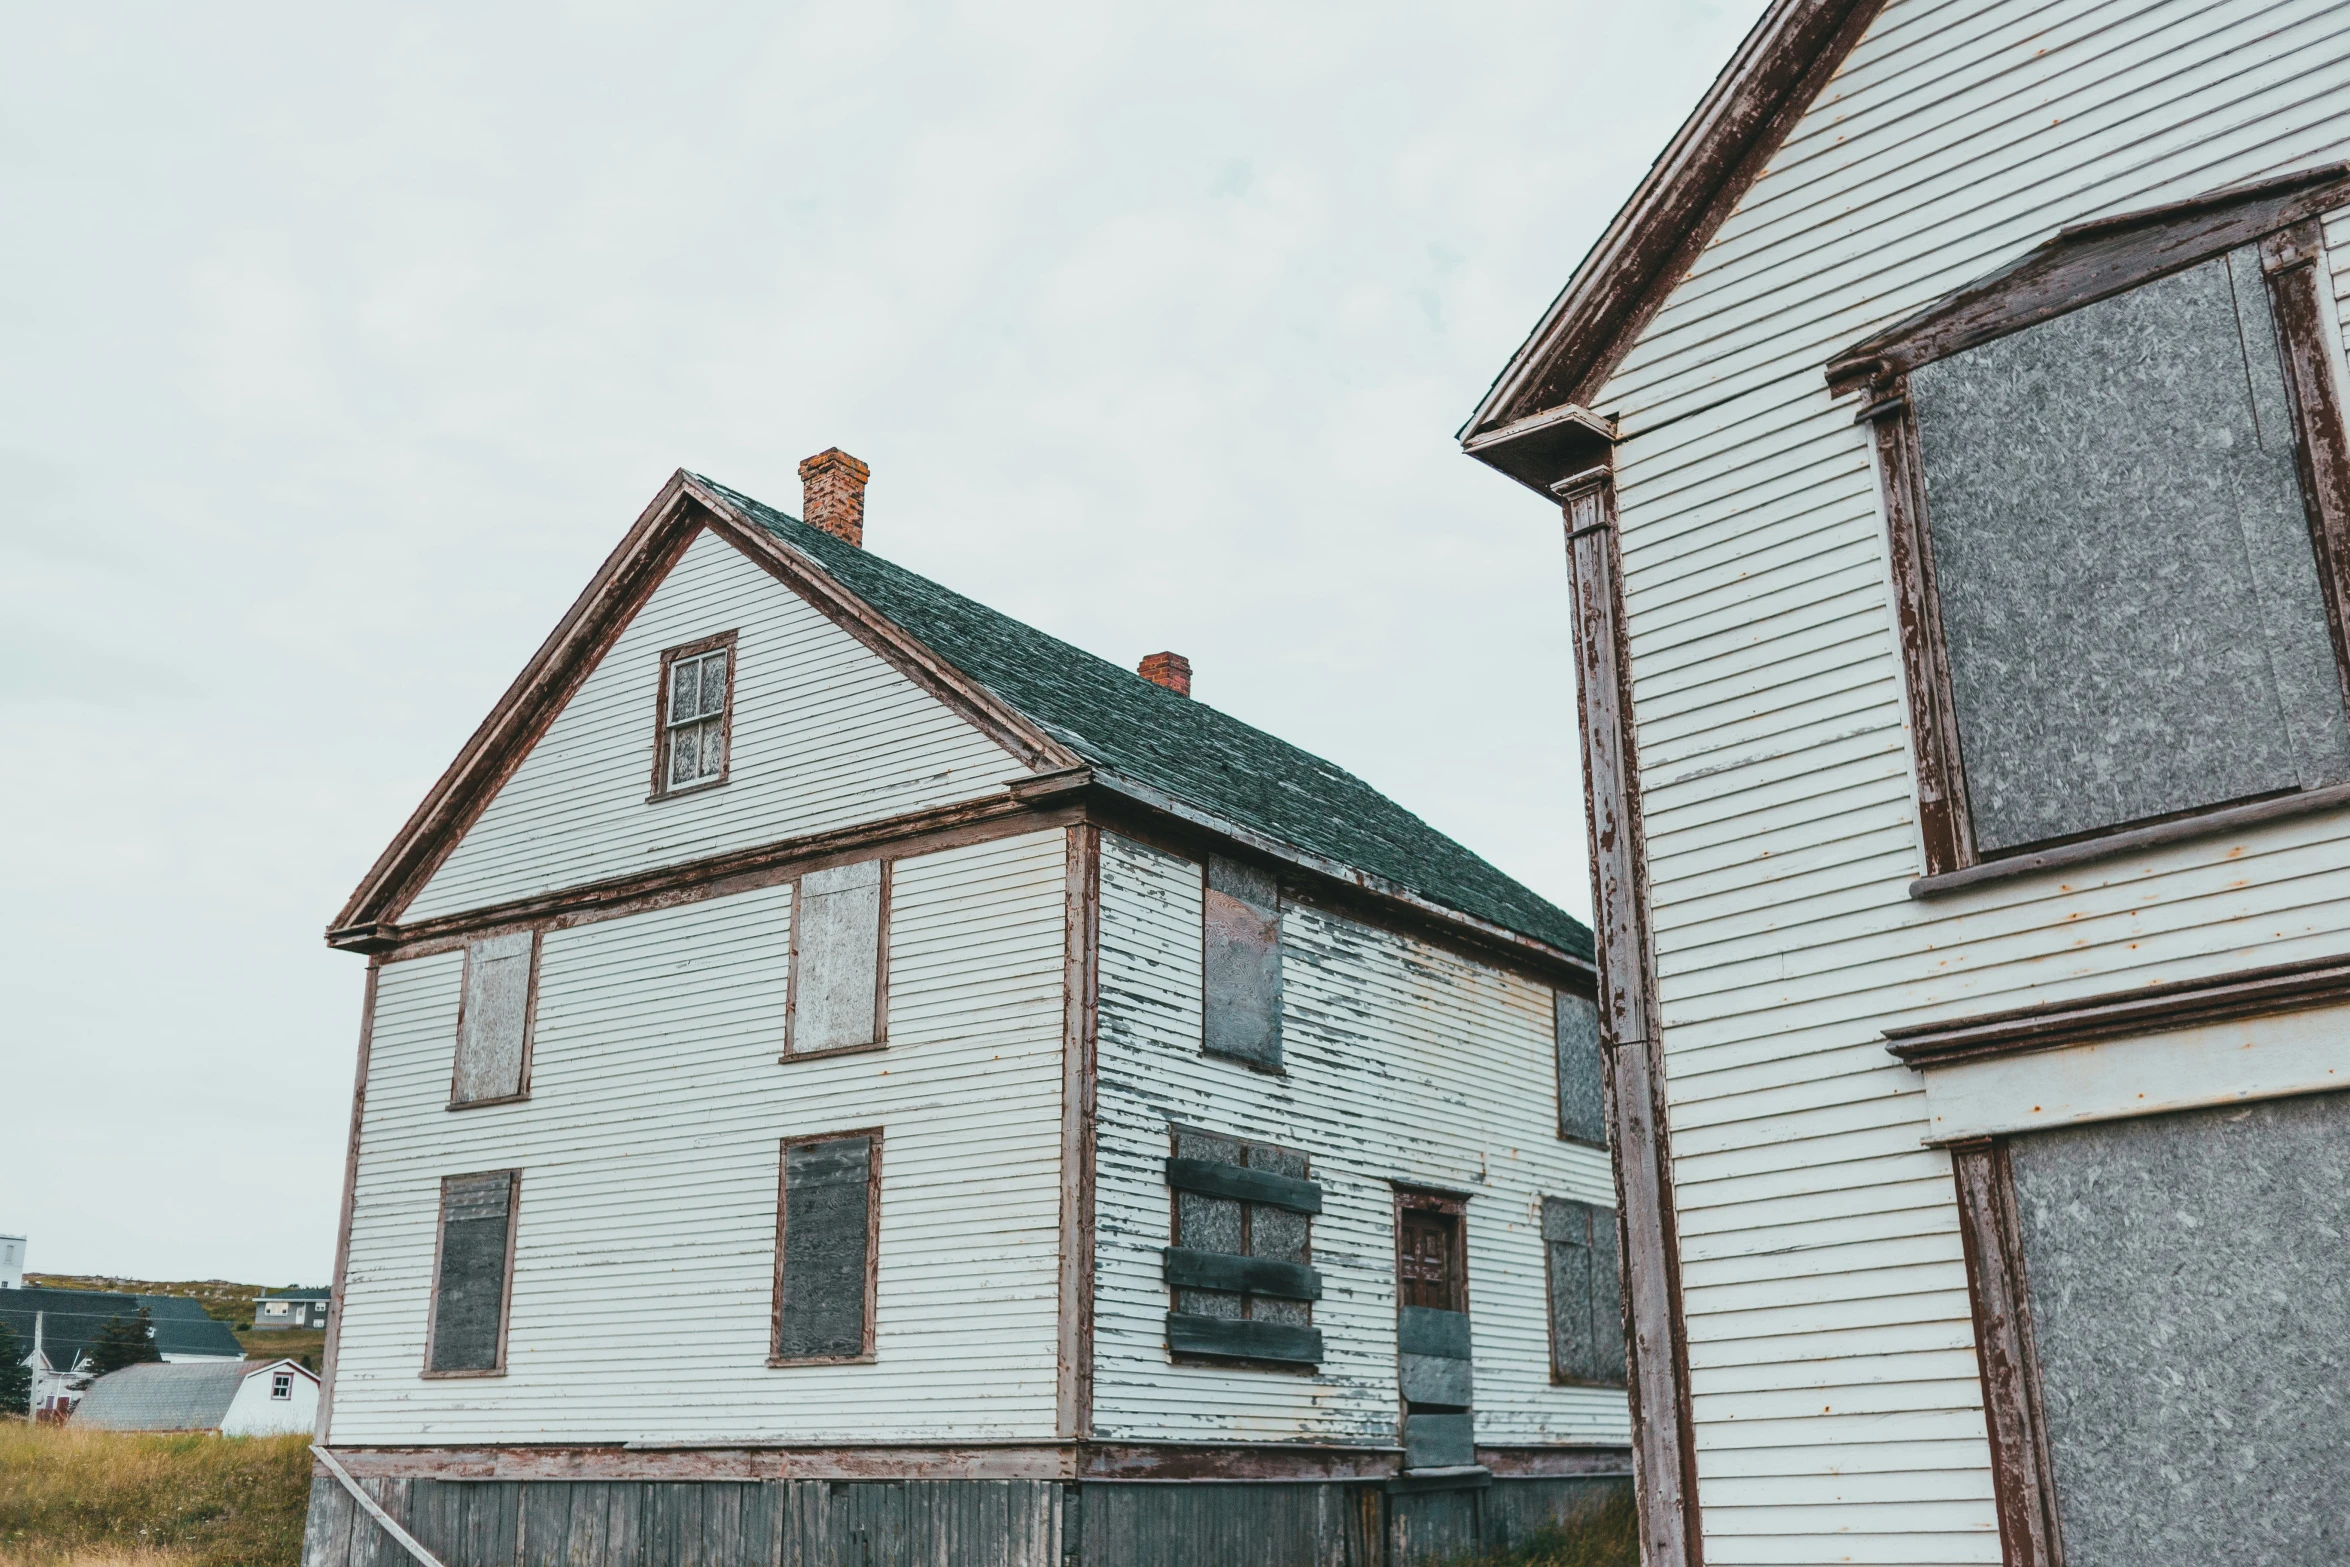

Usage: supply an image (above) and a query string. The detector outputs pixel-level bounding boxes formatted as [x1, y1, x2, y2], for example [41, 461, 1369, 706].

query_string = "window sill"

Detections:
[446, 1093, 530, 1112]
[419, 1368, 506, 1380]
[777, 1040, 886, 1064]
[646, 775, 731, 805]
[767, 1354, 876, 1369]
[1908, 781, 2350, 899]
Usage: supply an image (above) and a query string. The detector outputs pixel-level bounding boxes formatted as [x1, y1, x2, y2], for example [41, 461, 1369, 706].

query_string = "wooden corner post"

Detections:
[1058, 824, 1103, 1440]
[1558, 467, 1702, 1567]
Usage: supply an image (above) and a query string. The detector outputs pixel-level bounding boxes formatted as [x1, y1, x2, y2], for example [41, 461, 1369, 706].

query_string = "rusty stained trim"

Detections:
[1883, 951, 2350, 1069]
[1563, 472, 1701, 1567]
[1057, 825, 1102, 1440]
[315, 1439, 1627, 1485]
[1462, 0, 1891, 471]
[1948, 1142, 2063, 1567]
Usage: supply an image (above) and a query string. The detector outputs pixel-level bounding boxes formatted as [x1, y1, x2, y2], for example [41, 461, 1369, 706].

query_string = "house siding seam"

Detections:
[1584, 2, 2350, 1562]
[1090, 832, 1627, 1448]
[404, 529, 1024, 922]
[333, 831, 1068, 1445]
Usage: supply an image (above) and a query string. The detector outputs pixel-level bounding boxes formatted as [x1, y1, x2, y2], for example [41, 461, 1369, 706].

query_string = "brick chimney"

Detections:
[1139, 651, 1192, 697]
[799, 448, 871, 546]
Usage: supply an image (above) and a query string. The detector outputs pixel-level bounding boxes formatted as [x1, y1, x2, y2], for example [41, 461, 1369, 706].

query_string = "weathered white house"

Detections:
[1464, 3, 2350, 1565]
[305, 454, 1628, 1565]
[75, 1357, 320, 1437]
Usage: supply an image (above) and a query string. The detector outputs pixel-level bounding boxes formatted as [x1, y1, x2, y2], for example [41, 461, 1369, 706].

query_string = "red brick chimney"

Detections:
[799, 448, 871, 546]
[1139, 652, 1192, 698]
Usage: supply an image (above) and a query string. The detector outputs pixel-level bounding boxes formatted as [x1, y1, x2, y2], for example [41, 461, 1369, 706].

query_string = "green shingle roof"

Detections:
[694, 477, 1590, 961]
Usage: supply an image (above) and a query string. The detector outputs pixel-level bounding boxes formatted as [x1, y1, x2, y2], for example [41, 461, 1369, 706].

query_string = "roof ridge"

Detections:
[688, 474, 1591, 960]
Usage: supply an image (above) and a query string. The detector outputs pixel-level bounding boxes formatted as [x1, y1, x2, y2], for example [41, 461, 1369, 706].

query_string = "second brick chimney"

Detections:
[1139, 651, 1192, 698]
[799, 448, 872, 546]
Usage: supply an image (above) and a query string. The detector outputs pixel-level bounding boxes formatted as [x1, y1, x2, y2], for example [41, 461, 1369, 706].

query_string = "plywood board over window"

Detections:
[1163, 1126, 1322, 1366]
[449, 931, 538, 1108]
[422, 1170, 519, 1378]
[785, 859, 890, 1059]
[1831, 167, 2350, 887]
[1201, 856, 1281, 1070]
[1542, 1197, 1625, 1389]
[1553, 991, 1605, 1146]
[771, 1130, 882, 1365]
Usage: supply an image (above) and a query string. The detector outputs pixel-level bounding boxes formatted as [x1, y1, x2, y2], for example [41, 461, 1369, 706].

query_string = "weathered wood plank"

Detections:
[1161, 1157, 1321, 1213]
[1160, 1247, 1322, 1300]
[1164, 1312, 1323, 1363]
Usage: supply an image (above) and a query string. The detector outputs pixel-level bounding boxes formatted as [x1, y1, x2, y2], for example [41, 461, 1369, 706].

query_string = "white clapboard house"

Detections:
[1462, 3, 2350, 1565]
[306, 453, 1629, 1567]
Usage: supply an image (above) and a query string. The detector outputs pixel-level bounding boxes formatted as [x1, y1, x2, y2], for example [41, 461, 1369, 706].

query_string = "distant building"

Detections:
[252, 1288, 331, 1331]
[0, 1235, 22, 1291]
[1, 1286, 244, 1417]
[73, 1358, 318, 1437]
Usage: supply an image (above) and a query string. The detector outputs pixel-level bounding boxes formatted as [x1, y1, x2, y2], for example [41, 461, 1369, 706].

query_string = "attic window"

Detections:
[653, 633, 736, 798]
[271, 1371, 293, 1400]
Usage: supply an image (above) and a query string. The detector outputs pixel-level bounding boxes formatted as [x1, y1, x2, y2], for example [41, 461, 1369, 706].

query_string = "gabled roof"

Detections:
[694, 479, 1591, 960]
[1461, 0, 1886, 492]
[70, 1360, 254, 1431]
[332, 470, 1590, 968]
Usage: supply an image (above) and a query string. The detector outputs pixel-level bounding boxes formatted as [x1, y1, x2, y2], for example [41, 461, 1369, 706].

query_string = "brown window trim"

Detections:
[768, 1127, 883, 1367]
[419, 1168, 522, 1380]
[779, 860, 892, 1062]
[445, 929, 542, 1111]
[1830, 167, 2350, 888]
[647, 630, 739, 802]
[1947, 1139, 2062, 1567]
[1166, 1125, 1317, 1369]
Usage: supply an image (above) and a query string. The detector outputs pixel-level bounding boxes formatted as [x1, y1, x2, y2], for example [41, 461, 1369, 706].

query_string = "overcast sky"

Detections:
[0, 2, 1754, 1283]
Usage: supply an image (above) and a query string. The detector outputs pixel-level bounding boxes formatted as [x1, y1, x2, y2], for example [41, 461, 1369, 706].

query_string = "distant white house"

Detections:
[73, 1358, 319, 1436]
[0, 1235, 22, 1291]
[253, 1288, 331, 1331]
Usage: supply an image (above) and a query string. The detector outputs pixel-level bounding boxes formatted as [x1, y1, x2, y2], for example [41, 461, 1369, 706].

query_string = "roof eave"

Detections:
[1462, 0, 1888, 456]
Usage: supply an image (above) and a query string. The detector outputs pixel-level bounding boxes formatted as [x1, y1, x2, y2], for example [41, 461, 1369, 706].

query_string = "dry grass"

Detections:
[1455, 1485, 1639, 1567]
[0, 1422, 310, 1567]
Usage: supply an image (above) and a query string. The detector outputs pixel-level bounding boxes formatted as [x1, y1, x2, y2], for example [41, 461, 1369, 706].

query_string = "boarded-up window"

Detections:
[773, 1131, 879, 1363]
[1543, 1197, 1625, 1387]
[450, 931, 537, 1107]
[426, 1170, 518, 1376]
[788, 861, 887, 1057]
[1555, 991, 1604, 1146]
[1163, 1127, 1322, 1364]
[654, 632, 735, 796]
[1202, 856, 1281, 1069]
[2004, 1092, 2350, 1567]
[1396, 1190, 1474, 1470]
[1909, 246, 2350, 853]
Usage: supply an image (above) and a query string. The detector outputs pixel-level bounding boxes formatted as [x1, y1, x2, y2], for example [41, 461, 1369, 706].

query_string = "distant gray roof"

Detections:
[258, 1287, 331, 1302]
[0, 1287, 241, 1369]
[72, 1360, 250, 1431]
[692, 477, 1594, 961]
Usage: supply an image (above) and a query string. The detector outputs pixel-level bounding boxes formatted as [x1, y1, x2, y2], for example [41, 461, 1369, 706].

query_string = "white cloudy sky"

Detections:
[0, 2, 1754, 1283]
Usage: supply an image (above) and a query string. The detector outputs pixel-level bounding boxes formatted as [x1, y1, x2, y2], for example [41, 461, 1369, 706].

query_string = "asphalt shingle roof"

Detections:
[695, 477, 1591, 962]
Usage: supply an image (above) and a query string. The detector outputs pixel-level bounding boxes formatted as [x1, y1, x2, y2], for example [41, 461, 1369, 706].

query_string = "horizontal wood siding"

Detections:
[1092, 833, 1625, 1448]
[1593, 3, 2350, 1562]
[333, 831, 1067, 1445]
[405, 528, 1021, 921]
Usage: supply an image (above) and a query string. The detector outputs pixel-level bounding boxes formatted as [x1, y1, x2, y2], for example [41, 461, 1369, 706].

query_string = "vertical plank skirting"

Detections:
[1560, 471, 1701, 1567]
[1060, 824, 1102, 1440]
[1949, 1142, 2063, 1567]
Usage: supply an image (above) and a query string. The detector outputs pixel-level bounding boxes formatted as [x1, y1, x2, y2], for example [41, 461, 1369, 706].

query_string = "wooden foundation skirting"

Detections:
[316, 1441, 1631, 1485]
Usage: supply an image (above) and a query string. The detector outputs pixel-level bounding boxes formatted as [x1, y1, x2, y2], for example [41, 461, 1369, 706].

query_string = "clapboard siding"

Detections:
[332, 831, 1066, 1445]
[404, 529, 1022, 921]
[1090, 833, 1624, 1449]
[1581, 1, 2350, 1560]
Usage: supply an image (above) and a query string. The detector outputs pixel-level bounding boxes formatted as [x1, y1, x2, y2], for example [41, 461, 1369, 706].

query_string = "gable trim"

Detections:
[328, 472, 1077, 941]
[1461, 0, 1887, 493]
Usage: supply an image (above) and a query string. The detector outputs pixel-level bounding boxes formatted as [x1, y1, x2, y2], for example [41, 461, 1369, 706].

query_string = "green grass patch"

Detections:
[1452, 1486, 1638, 1567]
[0, 1422, 310, 1567]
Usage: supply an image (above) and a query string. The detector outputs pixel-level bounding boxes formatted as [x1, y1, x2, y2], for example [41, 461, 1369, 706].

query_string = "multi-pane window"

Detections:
[271, 1372, 293, 1401]
[1163, 1127, 1323, 1365]
[656, 634, 734, 795]
[1834, 168, 2350, 878]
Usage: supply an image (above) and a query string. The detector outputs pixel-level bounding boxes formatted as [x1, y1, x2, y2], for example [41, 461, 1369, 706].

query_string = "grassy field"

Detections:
[0, 1422, 310, 1567]
[1457, 1487, 1638, 1567]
